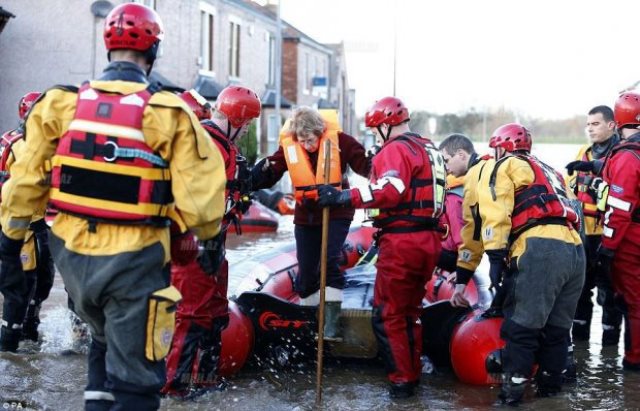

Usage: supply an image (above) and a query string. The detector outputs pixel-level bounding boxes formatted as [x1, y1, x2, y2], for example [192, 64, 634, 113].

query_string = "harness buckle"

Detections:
[103, 141, 118, 162]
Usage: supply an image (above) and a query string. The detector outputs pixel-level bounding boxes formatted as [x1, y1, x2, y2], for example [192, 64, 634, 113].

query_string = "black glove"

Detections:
[436, 249, 458, 273]
[197, 231, 226, 276]
[30, 219, 53, 279]
[566, 160, 595, 176]
[236, 195, 252, 215]
[317, 184, 352, 207]
[487, 249, 509, 289]
[366, 144, 381, 159]
[595, 246, 614, 282]
[250, 158, 272, 189]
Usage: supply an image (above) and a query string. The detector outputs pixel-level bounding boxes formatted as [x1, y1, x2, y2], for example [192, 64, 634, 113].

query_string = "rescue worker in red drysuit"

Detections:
[163, 86, 261, 398]
[250, 107, 370, 339]
[0, 4, 226, 409]
[317, 96, 447, 399]
[565, 105, 622, 345]
[0, 92, 55, 350]
[595, 92, 640, 371]
[451, 123, 585, 405]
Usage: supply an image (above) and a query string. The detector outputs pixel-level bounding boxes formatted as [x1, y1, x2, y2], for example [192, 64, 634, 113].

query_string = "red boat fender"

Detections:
[450, 312, 505, 385]
[218, 301, 255, 377]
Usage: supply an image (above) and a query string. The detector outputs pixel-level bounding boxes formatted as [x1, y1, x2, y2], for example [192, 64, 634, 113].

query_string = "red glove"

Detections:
[170, 223, 198, 266]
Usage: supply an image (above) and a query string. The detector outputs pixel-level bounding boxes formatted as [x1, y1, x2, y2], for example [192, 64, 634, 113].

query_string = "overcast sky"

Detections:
[275, 0, 640, 120]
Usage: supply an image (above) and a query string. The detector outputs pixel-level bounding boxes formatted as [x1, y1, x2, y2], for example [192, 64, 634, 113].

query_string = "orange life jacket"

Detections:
[49, 83, 172, 226]
[279, 110, 342, 204]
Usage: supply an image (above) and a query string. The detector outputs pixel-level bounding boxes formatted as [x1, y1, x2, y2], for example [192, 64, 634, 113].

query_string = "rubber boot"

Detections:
[536, 371, 562, 397]
[496, 374, 527, 406]
[602, 326, 621, 347]
[389, 382, 415, 399]
[22, 302, 41, 342]
[0, 325, 21, 352]
[323, 301, 342, 341]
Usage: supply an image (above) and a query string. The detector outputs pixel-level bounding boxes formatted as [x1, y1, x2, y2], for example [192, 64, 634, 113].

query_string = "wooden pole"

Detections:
[316, 138, 332, 406]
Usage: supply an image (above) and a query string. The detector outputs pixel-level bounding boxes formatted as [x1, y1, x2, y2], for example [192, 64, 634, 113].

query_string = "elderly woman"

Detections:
[251, 107, 370, 339]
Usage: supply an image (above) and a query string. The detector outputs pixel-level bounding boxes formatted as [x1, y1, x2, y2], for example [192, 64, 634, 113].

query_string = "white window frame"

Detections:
[266, 32, 276, 86]
[199, 2, 217, 76]
[303, 52, 310, 95]
[228, 15, 242, 79]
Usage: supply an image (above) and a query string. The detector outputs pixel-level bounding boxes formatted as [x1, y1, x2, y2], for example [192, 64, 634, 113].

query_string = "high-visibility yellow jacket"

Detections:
[566, 144, 602, 236]
[457, 154, 495, 273]
[1, 80, 226, 262]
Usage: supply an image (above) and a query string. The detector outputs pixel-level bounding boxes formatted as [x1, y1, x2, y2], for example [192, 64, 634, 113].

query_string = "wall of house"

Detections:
[0, 0, 108, 130]
[282, 39, 298, 104]
[295, 39, 330, 108]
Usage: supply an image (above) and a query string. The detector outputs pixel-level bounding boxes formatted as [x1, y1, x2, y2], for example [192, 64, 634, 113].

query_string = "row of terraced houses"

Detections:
[0, 0, 357, 157]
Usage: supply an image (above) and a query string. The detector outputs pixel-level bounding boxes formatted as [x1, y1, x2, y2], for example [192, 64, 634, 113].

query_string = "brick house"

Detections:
[0, 0, 354, 157]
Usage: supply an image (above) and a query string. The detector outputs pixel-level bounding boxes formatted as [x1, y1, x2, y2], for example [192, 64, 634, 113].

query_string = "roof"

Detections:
[149, 71, 181, 92]
[193, 76, 225, 100]
[0, 7, 15, 19]
[261, 89, 293, 108]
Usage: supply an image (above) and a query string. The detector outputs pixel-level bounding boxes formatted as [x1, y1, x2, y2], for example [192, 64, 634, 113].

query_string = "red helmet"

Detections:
[489, 123, 532, 152]
[103, 3, 164, 52]
[365, 96, 410, 127]
[18, 92, 41, 120]
[216, 86, 262, 128]
[179, 89, 212, 121]
[450, 313, 506, 385]
[614, 92, 640, 129]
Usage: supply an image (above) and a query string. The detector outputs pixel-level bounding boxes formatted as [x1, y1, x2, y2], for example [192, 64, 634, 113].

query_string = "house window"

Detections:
[199, 3, 216, 74]
[229, 21, 241, 78]
[267, 114, 280, 153]
[267, 32, 276, 86]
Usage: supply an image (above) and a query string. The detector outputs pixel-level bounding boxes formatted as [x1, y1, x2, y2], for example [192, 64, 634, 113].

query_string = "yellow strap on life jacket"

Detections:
[49, 188, 171, 217]
[50, 155, 171, 181]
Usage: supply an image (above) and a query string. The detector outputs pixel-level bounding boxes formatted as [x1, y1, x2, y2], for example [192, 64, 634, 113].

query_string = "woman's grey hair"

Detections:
[288, 107, 325, 140]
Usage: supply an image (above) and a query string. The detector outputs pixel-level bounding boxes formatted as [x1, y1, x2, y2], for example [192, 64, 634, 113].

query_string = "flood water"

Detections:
[2, 144, 639, 410]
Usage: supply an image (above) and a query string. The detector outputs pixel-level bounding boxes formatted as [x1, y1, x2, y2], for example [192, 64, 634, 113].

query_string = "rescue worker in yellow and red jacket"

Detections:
[451, 123, 585, 406]
[565, 105, 622, 345]
[0, 4, 226, 409]
[595, 92, 640, 371]
[163, 86, 261, 398]
[251, 107, 370, 340]
[0, 91, 55, 350]
[318, 97, 447, 399]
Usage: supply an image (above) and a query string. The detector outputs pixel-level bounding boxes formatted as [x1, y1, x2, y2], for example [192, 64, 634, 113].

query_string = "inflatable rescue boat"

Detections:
[217, 226, 506, 385]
